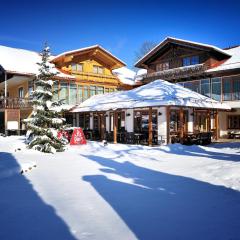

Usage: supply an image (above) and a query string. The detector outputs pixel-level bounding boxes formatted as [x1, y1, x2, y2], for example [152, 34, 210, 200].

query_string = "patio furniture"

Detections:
[117, 132, 126, 143]
[84, 130, 93, 140]
[196, 132, 212, 145]
[126, 132, 135, 144]
[228, 131, 240, 139]
[106, 132, 113, 142]
[170, 131, 180, 144]
[92, 130, 100, 141]
[134, 133, 143, 144]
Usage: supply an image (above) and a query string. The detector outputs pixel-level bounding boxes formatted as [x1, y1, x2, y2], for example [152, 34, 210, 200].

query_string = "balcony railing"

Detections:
[0, 97, 32, 109]
[140, 64, 207, 83]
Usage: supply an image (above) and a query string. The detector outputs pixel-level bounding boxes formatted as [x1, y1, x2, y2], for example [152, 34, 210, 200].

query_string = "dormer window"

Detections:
[156, 62, 169, 71]
[71, 63, 83, 72]
[183, 56, 199, 66]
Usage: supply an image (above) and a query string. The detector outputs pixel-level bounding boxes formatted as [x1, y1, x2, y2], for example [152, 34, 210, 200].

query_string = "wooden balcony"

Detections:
[0, 97, 32, 109]
[140, 64, 207, 83]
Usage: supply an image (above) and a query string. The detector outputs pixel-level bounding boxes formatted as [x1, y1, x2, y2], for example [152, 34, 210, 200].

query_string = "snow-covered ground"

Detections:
[0, 136, 240, 240]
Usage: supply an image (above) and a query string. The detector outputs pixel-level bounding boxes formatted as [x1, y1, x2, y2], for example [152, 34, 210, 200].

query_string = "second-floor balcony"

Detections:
[140, 64, 207, 82]
[0, 97, 32, 109]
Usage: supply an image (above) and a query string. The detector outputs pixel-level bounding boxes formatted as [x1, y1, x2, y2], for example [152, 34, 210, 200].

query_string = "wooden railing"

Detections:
[140, 64, 207, 83]
[0, 97, 32, 109]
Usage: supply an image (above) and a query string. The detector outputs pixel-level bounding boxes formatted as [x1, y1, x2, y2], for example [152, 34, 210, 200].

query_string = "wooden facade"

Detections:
[134, 37, 240, 138]
[0, 45, 128, 134]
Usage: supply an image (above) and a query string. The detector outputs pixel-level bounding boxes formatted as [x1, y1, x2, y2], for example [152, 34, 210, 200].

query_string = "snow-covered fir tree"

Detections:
[24, 44, 67, 153]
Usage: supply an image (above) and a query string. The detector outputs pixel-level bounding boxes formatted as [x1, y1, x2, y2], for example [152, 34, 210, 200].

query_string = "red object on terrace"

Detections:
[70, 128, 87, 145]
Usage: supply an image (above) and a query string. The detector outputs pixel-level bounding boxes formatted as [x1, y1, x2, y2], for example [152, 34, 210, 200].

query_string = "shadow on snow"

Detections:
[83, 154, 240, 240]
[0, 152, 76, 240]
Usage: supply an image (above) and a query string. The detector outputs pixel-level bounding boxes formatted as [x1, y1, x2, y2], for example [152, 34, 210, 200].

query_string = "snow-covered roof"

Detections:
[207, 46, 240, 72]
[112, 67, 136, 85]
[0, 45, 75, 79]
[135, 37, 231, 68]
[72, 79, 230, 112]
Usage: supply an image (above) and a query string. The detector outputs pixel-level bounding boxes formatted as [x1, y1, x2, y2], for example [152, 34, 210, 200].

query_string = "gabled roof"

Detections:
[72, 79, 230, 112]
[51, 45, 126, 70]
[135, 37, 231, 68]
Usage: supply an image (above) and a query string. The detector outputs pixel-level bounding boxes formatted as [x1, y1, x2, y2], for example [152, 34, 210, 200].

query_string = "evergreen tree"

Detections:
[24, 44, 66, 153]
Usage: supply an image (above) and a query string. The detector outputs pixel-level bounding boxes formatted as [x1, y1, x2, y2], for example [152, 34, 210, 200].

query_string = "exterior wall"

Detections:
[157, 107, 167, 144]
[89, 115, 93, 130]
[149, 46, 208, 72]
[219, 109, 240, 137]
[3, 80, 29, 98]
[188, 108, 194, 132]
[125, 109, 134, 132]
[105, 111, 110, 132]
[57, 59, 122, 92]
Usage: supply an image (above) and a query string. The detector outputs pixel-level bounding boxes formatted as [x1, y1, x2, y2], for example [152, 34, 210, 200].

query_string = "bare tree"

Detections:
[134, 41, 158, 63]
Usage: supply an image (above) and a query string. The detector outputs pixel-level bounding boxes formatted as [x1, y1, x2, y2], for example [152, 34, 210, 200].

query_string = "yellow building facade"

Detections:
[0, 44, 129, 134]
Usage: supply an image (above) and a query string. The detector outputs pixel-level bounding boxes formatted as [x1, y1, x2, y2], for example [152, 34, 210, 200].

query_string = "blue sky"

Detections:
[0, 0, 240, 68]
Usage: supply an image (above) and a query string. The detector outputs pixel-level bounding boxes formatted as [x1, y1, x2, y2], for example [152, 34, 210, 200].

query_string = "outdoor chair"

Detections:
[92, 130, 100, 141]
[126, 132, 135, 144]
[106, 132, 113, 142]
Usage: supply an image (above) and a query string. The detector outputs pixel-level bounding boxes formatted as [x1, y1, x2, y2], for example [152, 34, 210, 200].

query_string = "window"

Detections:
[79, 114, 84, 128]
[90, 86, 96, 96]
[69, 83, 77, 105]
[83, 86, 89, 100]
[109, 111, 126, 132]
[78, 85, 83, 103]
[93, 65, 104, 74]
[184, 81, 201, 93]
[200, 79, 210, 97]
[183, 56, 199, 66]
[183, 57, 191, 66]
[223, 77, 232, 101]
[191, 56, 200, 65]
[105, 88, 109, 93]
[228, 115, 240, 129]
[53, 81, 59, 101]
[59, 82, 68, 104]
[71, 63, 83, 72]
[177, 82, 185, 87]
[233, 76, 240, 100]
[222, 76, 240, 101]
[18, 87, 24, 98]
[97, 86, 104, 95]
[28, 80, 34, 98]
[194, 111, 208, 132]
[156, 62, 169, 71]
[84, 114, 90, 129]
[134, 110, 157, 133]
[93, 115, 99, 130]
[211, 78, 221, 101]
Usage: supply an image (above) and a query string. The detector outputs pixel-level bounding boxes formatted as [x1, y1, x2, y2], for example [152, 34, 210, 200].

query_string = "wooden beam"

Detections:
[166, 106, 170, 144]
[100, 113, 105, 140]
[215, 110, 219, 140]
[179, 107, 184, 143]
[113, 111, 118, 144]
[207, 110, 211, 132]
[148, 107, 153, 146]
